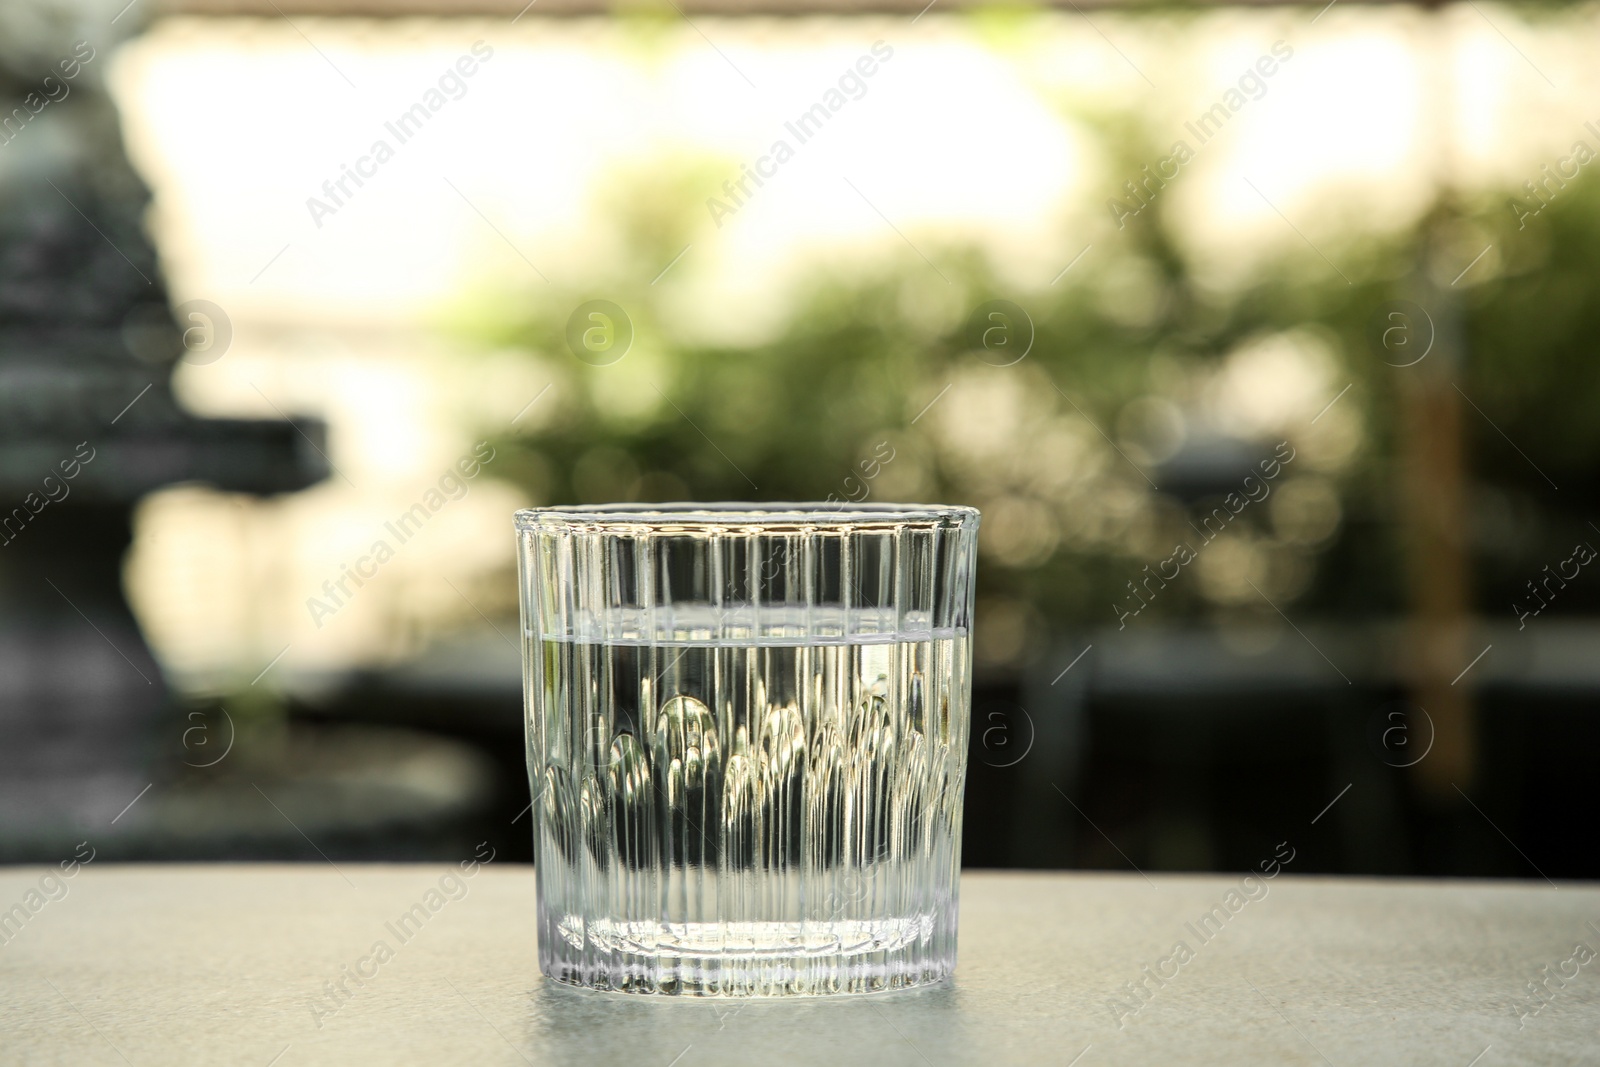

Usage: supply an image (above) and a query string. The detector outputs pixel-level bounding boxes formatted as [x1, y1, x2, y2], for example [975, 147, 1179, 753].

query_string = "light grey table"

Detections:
[2, 865, 1595, 1065]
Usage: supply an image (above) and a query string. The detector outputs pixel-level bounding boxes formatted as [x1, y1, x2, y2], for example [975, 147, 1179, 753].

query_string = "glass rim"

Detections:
[515, 501, 979, 531]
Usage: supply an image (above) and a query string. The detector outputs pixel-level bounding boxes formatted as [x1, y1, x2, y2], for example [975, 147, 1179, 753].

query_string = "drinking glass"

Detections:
[516, 502, 980, 996]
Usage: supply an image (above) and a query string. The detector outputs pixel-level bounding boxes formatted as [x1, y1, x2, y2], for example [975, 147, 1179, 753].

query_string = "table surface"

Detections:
[2, 864, 1596, 1066]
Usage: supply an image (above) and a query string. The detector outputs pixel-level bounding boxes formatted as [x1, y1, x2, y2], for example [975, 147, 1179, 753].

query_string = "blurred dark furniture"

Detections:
[967, 620, 1600, 881]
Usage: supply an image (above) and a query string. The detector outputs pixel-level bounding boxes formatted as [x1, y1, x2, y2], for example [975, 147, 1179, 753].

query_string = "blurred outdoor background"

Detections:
[2, 0, 1597, 880]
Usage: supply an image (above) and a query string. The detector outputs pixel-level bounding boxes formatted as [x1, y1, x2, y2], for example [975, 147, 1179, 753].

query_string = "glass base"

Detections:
[538, 913, 958, 996]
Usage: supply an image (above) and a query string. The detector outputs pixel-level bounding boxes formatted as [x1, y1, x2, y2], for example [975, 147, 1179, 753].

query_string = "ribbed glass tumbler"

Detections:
[516, 503, 980, 996]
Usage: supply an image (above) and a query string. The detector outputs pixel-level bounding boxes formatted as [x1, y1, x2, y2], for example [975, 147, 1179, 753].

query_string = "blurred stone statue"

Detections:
[0, 0, 326, 854]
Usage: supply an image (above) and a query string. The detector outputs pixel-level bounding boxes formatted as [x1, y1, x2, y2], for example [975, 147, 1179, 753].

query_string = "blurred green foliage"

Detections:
[462, 125, 1600, 664]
